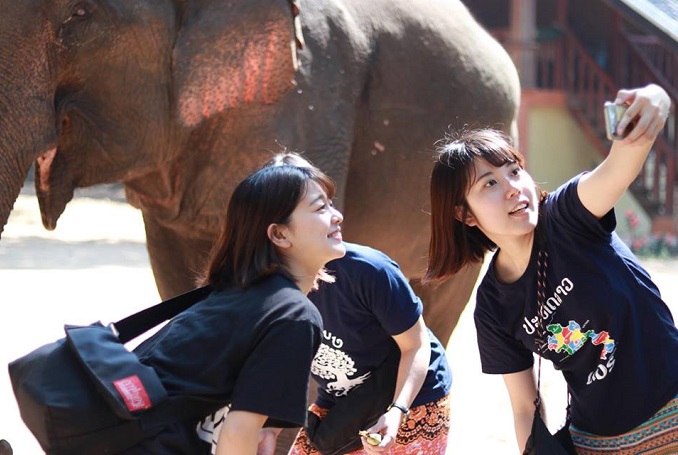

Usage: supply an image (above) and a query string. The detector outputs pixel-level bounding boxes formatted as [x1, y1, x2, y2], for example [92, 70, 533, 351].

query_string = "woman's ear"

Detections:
[267, 223, 291, 248]
[455, 206, 477, 226]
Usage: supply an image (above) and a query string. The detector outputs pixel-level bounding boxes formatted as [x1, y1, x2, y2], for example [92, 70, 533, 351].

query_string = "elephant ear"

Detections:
[173, 0, 303, 127]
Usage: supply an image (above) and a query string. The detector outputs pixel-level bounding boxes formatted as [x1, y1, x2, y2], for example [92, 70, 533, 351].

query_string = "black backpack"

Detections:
[8, 286, 223, 454]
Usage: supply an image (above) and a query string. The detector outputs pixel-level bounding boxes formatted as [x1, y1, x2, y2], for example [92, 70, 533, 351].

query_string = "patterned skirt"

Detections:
[288, 394, 450, 455]
[570, 394, 678, 455]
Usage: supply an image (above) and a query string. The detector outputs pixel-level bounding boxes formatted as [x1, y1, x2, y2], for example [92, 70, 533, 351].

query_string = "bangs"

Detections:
[303, 167, 336, 200]
[438, 128, 525, 188]
[477, 143, 523, 168]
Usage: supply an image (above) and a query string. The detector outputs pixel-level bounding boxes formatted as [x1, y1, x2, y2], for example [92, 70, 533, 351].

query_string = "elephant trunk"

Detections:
[0, 130, 58, 241]
[0, 24, 58, 238]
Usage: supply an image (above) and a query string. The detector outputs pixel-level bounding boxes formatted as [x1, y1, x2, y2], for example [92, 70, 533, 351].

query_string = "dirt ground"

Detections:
[1, 186, 677, 454]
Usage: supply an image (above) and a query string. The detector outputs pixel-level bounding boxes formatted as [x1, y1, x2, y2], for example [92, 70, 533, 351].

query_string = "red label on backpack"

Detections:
[113, 375, 152, 412]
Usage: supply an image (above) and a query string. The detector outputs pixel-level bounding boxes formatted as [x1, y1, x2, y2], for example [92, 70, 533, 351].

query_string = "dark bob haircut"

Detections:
[202, 154, 336, 290]
[424, 128, 526, 283]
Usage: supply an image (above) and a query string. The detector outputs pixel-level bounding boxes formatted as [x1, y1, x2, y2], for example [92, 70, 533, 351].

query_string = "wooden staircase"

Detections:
[531, 23, 678, 228]
[492, 11, 678, 234]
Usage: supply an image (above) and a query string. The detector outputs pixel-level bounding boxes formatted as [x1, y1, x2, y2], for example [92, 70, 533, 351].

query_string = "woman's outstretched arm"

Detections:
[578, 84, 671, 219]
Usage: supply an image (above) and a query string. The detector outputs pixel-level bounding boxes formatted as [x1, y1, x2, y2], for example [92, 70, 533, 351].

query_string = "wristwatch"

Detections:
[387, 402, 409, 416]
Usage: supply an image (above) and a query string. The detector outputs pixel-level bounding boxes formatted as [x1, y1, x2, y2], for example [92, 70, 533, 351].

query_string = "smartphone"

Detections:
[604, 101, 630, 141]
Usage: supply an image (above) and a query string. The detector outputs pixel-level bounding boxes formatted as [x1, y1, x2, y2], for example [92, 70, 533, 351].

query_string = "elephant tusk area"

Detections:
[36, 148, 57, 194]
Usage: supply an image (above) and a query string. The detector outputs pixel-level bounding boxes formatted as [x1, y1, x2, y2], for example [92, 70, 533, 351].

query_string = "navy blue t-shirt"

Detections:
[309, 243, 452, 409]
[474, 174, 678, 435]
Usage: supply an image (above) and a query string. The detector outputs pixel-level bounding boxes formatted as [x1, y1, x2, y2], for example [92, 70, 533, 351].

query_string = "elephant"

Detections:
[0, 0, 518, 361]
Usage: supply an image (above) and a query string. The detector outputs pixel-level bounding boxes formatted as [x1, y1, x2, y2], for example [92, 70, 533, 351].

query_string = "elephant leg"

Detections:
[275, 429, 298, 455]
[142, 213, 215, 299]
[0, 439, 12, 455]
[410, 262, 482, 347]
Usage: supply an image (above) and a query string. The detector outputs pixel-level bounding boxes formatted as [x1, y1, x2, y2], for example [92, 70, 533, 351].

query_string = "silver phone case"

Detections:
[604, 101, 628, 141]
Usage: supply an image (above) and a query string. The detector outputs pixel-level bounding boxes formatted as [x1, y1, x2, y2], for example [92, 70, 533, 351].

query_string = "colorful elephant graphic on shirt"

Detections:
[547, 320, 616, 360]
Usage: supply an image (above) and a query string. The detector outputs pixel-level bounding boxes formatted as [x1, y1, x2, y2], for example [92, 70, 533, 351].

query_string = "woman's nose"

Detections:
[331, 206, 344, 223]
[505, 181, 521, 198]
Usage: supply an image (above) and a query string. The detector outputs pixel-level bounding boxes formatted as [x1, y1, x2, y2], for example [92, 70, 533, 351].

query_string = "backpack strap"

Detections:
[112, 286, 212, 343]
[534, 212, 571, 422]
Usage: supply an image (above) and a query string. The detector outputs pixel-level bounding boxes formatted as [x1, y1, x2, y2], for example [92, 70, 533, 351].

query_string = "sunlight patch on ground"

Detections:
[3, 195, 146, 243]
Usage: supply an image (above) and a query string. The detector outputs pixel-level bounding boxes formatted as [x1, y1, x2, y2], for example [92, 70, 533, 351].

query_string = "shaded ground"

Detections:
[1, 186, 676, 454]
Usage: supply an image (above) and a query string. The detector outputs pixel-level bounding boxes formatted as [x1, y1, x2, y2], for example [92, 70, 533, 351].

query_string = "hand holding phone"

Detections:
[604, 101, 631, 141]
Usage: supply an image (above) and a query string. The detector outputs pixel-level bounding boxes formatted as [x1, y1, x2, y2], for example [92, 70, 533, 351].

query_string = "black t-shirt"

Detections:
[474, 175, 678, 435]
[125, 274, 322, 453]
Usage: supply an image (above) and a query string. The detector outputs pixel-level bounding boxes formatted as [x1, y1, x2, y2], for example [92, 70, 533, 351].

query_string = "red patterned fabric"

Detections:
[288, 395, 450, 455]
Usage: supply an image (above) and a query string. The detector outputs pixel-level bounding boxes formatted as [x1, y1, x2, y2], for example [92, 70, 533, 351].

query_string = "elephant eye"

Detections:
[67, 3, 91, 21]
[58, 2, 94, 47]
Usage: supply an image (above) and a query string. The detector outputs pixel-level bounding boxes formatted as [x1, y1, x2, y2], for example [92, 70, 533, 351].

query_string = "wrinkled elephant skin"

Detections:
[0, 1, 519, 441]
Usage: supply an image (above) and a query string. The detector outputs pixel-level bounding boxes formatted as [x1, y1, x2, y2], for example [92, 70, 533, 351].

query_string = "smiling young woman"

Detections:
[118, 153, 346, 454]
[425, 84, 678, 454]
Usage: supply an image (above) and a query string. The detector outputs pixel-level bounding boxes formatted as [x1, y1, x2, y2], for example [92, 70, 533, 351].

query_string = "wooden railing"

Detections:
[529, 27, 677, 217]
[622, 34, 678, 94]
